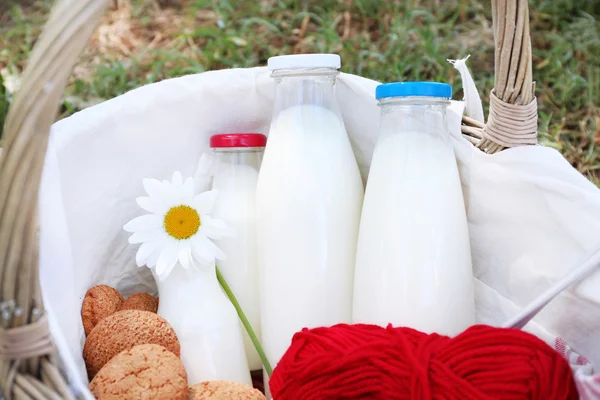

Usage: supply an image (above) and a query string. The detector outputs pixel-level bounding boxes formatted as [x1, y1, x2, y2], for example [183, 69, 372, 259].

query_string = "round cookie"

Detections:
[90, 344, 187, 399]
[83, 310, 180, 378]
[81, 285, 124, 336]
[188, 381, 266, 400]
[119, 293, 159, 313]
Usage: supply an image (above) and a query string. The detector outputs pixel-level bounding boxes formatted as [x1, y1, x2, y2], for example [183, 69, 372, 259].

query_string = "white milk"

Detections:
[154, 265, 251, 386]
[257, 104, 364, 372]
[352, 106, 475, 337]
[211, 163, 262, 370]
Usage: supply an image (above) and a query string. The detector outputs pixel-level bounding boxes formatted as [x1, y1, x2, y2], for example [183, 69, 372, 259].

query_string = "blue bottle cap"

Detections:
[375, 82, 452, 100]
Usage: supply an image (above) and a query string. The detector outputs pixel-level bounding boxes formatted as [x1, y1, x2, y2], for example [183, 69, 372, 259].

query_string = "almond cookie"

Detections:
[90, 344, 187, 399]
[81, 285, 124, 336]
[83, 310, 180, 378]
[188, 381, 266, 400]
[119, 293, 159, 313]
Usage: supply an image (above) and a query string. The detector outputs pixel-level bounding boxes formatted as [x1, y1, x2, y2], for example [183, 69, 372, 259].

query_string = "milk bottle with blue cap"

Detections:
[352, 82, 475, 336]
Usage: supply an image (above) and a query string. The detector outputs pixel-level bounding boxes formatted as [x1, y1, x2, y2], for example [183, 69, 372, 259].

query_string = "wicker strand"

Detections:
[41, 359, 76, 400]
[22, 374, 63, 400]
[496, 0, 517, 101]
[461, 0, 536, 154]
[4, 359, 21, 399]
[481, 90, 538, 147]
[0, 315, 54, 360]
[504, 0, 526, 102]
[13, 385, 32, 400]
[14, 374, 48, 400]
[0, 0, 111, 398]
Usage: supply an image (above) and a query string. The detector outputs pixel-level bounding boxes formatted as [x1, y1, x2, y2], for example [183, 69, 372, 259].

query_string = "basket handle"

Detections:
[462, 0, 537, 153]
[0, 0, 111, 397]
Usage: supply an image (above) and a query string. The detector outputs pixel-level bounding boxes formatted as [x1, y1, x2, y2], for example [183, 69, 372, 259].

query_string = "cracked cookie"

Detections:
[90, 344, 187, 399]
[81, 285, 124, 336]
[83, 310, 180, 378]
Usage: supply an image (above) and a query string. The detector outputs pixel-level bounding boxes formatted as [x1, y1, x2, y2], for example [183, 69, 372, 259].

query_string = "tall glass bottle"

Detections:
[210, 133, 266, 371]
[352, 82, 475, 336]
[256, 54, 364, 382]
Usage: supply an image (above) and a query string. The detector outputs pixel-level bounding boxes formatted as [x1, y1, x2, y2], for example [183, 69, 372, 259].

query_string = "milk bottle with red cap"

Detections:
[210, 133, 266, 371]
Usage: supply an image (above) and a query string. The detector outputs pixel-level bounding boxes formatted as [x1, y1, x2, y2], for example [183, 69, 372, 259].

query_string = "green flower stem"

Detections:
[216, 265, 273, 377]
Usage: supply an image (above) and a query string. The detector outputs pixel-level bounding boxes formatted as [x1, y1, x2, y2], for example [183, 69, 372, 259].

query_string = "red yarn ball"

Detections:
[270, 324, 578, 400]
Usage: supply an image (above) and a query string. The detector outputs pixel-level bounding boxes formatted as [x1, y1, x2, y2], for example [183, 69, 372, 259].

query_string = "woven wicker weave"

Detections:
[461, 0, 536, 153]
[0, 0, 536, 398]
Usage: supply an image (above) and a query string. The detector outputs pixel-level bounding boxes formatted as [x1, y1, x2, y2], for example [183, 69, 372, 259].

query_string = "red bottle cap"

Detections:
[210, 133, 267, 148]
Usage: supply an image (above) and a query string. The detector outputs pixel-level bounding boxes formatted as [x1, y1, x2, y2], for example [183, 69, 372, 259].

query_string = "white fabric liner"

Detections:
[37, 66, 600, 397]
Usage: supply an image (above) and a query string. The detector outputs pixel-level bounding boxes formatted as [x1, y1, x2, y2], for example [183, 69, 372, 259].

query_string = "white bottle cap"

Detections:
[267, 54, 341, 70]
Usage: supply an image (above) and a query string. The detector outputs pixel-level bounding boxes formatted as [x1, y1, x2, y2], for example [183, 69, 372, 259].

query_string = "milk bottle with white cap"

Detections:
[256, 54, 364, 380]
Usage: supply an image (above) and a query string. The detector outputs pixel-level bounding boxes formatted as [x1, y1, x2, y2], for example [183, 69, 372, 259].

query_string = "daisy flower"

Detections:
[123, 171, 233, 280]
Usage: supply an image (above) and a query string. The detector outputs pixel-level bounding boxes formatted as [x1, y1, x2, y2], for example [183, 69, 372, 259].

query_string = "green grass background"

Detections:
[1, 0, 599, 180]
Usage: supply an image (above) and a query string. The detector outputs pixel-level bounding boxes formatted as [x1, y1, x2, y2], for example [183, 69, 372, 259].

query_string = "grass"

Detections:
[1, 0, 599, 180]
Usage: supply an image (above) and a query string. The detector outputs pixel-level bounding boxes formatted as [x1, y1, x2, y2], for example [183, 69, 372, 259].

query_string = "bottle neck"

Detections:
[155, 264, 222, 297]
[212, 149, 262, 191]
[378, 97, 450, 143]
[154, 265, 234, 316]
[272, 68, 339, 112]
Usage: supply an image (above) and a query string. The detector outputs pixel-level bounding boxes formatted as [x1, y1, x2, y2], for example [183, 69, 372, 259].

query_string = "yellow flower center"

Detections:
[164, 205, 200, 240]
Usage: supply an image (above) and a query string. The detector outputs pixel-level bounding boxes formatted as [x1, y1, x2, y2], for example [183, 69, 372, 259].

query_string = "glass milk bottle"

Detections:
[352, 82, 475, 336]
[256, 54, 364, 377]
[153, 264, 251, 386]
[210, 133, 266, 371]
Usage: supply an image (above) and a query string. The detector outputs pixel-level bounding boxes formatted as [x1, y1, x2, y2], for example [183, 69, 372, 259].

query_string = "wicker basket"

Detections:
[0, 0, 540, 398]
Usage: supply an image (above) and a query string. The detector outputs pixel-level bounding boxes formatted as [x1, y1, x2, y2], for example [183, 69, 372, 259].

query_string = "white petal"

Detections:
[178, 240, 192, 270]
[182, 177, 194, 203]
[204, 215, 227, 229]
[136, 196, 167, 215]
[170, 172, 188, 204]
[149, 176, 181, 208]
[123, 214, 163, 232]
[156, 239, 179, 277]
[143, 178, 165, 199]
[136, 241, 156, 267]
[159, 259, 178, 281]
[194, 153, 216, 192]
[146, 232, 169, 268]
[129, 228, 162, 244]
[200, 215, 236, 239]
[135, 234, 167, 266]
[192, 190, 218, 214]
[159, 183, 181, 208]
[201, 236, 226, 260]
[146, 246, 162, 268]
[172, 171, 183, 188]
[190, 235, 213, 264]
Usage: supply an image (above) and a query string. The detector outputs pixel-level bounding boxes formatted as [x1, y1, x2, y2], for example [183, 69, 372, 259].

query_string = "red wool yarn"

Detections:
[270, 324, 578, 400]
